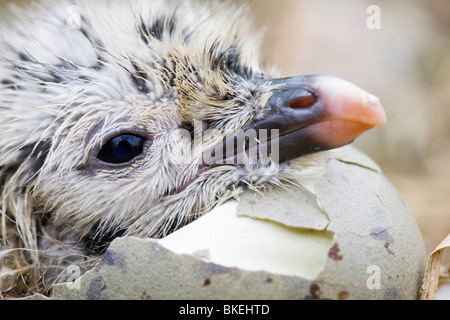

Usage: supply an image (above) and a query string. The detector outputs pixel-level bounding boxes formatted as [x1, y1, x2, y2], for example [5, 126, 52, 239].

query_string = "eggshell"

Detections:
[44, 147, 426, 300]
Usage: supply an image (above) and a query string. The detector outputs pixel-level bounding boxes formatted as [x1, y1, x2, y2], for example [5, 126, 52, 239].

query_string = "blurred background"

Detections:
[236, 0, 450, 266]
[1, 0, 449, 267]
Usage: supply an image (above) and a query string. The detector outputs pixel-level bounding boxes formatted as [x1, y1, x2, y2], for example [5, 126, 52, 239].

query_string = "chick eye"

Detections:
[97, 134, 145, 164]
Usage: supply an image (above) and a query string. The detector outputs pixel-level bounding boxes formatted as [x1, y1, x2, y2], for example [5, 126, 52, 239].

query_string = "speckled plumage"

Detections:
[0, 0, 329, 297]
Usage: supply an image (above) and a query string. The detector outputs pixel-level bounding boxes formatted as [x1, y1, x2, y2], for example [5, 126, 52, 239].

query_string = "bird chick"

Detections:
[0, 0, 386, 297]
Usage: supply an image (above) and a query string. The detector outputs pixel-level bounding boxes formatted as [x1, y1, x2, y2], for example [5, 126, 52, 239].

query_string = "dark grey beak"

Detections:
[201, 75, 386, 168]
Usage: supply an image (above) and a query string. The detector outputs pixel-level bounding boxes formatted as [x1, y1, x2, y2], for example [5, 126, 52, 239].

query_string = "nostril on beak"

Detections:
[268, 87, 318, 111]
[288, 90, 318, 109]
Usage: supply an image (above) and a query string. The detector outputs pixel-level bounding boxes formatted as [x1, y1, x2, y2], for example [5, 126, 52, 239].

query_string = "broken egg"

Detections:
[41, 146, 426, 300]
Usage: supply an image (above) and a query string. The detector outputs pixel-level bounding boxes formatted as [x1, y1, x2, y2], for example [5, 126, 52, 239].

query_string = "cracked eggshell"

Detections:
[45, 146, 426, 300]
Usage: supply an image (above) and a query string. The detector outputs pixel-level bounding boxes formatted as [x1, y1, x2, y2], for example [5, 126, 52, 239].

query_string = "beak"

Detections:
[201, 75, 386, 168]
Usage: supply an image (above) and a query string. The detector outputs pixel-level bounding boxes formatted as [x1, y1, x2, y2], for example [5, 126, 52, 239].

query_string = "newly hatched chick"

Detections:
[0, 0, 386, 297]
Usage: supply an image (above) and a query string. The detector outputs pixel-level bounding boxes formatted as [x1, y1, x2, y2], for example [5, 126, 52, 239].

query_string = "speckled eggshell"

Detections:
[44, 147, 426, 300]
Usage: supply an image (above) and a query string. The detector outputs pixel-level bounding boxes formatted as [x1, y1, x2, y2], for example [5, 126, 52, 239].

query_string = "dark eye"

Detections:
[97, 134, 145, 164]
